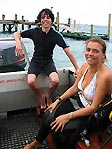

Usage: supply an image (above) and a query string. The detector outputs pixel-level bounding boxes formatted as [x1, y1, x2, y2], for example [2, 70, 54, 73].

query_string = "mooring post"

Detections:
[3, 24, 6, 32]
[68, 18, 71, 27]
[67, 18, 71, 33]
[9, 24, 12, 32]
[74, 20, 76, 30]
[22, 16, 24, 30]
[56, 12, 59, 31]
[28, 24, 31, 29]
[107, 14, 111, 40]
[15, 14, 18, 31]
[2, 14, 5, 32]
[90, 24, 93, 37]
[2, 14, 5, 20]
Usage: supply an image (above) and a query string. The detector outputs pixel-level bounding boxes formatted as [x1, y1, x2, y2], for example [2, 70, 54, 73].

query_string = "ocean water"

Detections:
[0, 24, 112, 70]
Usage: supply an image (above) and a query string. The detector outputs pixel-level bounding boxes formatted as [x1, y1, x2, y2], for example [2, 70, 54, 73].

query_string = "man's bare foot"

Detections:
[46, 97, 52, 107]
[40, 95, 46, 109]
[24, 140, 42, 149]
[40, 93, 52, 109]
[44, 93, 52, 107]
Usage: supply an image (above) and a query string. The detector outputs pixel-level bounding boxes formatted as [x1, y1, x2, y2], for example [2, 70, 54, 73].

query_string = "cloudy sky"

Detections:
[0, 0, 112, 25]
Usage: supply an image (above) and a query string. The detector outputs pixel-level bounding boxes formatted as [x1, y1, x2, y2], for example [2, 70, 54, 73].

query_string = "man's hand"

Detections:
[15, 44, 23, 56]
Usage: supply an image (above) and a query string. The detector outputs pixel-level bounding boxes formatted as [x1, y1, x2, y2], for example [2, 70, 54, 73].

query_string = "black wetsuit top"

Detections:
[21, 27, 69, 63]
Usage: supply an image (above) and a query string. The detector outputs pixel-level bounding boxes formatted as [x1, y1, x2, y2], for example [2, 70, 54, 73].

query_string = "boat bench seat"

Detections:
[0, 68, 75, 113]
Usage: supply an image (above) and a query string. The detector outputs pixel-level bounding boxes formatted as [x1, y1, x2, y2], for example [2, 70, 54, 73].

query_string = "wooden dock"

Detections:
[0, 14, 38, 32]
[0, 13, 111, 40]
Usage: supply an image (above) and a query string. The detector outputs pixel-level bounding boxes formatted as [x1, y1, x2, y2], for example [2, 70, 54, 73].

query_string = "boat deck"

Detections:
[0, 109, 51, 149]
[77, 129, 112, 149]
[0, 108, 112, 149]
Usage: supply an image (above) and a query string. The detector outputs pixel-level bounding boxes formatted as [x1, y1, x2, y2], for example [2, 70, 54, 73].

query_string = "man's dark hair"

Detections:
[37, 8, 54, 23]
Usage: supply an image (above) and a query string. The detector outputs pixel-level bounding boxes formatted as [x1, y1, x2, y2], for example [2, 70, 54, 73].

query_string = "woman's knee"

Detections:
[42, 109, 55, 126]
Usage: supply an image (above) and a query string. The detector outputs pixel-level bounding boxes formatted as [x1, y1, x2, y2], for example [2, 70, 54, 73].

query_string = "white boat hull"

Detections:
[0, 69, 74, 113]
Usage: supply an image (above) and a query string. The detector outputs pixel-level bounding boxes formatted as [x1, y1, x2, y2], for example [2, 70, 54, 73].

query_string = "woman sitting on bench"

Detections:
[24, 37, 112, 149]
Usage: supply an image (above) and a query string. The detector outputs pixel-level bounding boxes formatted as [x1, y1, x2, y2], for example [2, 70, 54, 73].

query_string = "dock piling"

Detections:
[107, 14, 111, 40]
[3, 24, 5, 32]
[2, 14, 5, 20]
[22, 16, 24, 30]
[90, 24, 93, 37]
[15, 14, 18, 31]
[74, 20, 76, 30]
[56, 12, 59, 31]
[2, 14, 5, 32]
[68, 18, 71, 27]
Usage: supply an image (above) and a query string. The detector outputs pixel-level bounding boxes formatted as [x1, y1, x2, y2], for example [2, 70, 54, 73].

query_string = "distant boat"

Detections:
[61, 31, 109, 40]
[59, 24, 109, 40]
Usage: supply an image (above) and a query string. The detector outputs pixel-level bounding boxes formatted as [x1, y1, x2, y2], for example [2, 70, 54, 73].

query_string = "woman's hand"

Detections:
[50, 113, 71, 132]
[45, 99, 59, 113]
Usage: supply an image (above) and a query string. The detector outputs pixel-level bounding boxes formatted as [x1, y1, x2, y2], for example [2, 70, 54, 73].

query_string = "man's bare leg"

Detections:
[40, 88, 47, 109]
[46, 72, 59, 107]
[27, 74, 46, 109]
[27, 73, 59, 109]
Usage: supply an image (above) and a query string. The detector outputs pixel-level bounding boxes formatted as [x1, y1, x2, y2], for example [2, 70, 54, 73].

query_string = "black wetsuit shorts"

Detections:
[28, 60, 57, 76]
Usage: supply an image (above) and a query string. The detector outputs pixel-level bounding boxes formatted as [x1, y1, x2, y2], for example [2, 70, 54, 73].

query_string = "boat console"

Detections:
[0, 38, 27, 72]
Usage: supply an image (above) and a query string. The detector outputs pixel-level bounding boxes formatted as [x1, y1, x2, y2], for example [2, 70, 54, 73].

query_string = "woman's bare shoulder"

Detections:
[97, 65, 112, 89]
[80, 61, 89, 71]
[100, 65, 112, 79]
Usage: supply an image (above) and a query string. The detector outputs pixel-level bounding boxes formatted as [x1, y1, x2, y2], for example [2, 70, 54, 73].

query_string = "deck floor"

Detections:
[77, 127, 112, 149]
[0, 109, 112, 149]
[0, 109, 51, 149]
